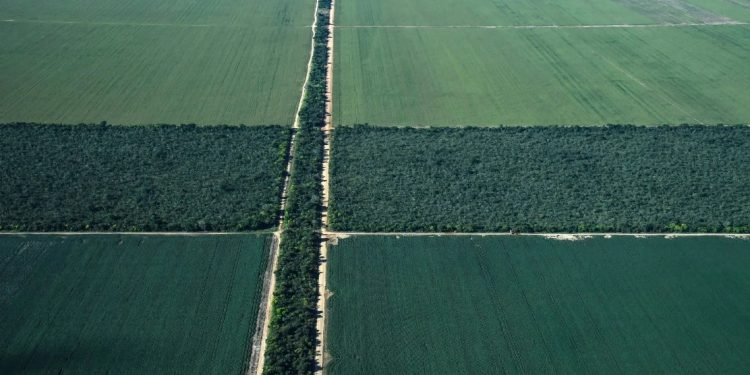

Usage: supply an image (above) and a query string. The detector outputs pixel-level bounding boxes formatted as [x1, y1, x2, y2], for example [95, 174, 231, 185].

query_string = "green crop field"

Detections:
[0, 0, 315, 125]
[334, 25, 750, 126]
[0, 123, 290, 231]
[0, 0, 314, 26]
[329, 125, 750, 233]
[0, 234, 271, 374]
[337, 0, 750, 25]
[326, 235, 750, 374]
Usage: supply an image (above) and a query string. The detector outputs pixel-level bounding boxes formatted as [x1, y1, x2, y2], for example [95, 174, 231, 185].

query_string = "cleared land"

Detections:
[336, 0, 750, 25]
[326, 235, 750, 374]
[0, 0, 314, 125]
[0, 234, 270, 374]
[0, 124, 289, 231]
[334, 25, 750, 126]
[329, 125, 750, 233]
[0, 0, 314, 26]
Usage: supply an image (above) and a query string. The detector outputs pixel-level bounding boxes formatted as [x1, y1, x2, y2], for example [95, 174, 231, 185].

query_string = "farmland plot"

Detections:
[0, 0, 315, 125]
[326, 235, 750, 374]
[336, 0, 750, 26]
[0, 0, 314, 26]
[0, 23, 310, 125]
[0, 234, 271, 374]
[334, 25, 750, 126]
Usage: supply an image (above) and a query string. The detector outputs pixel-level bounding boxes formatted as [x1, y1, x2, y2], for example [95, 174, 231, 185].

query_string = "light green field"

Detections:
[334, 25, 750, 126]
[327, 235, 750, 374]
[0, 234, 271, 374]
[0, 0, 313, 26]
[336, 0, 750, 25]
[0, 0, 314, 125]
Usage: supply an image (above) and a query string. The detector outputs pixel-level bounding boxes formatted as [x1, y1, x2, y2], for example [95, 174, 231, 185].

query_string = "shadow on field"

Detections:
[0, 337, 163, 374]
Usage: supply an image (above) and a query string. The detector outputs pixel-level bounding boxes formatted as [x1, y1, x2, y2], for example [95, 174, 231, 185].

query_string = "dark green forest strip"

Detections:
[330, 125, 750, 233]
[327, 235, 750, 374]
[0, 123, 289, 231]
[263, 1, 330, 373]
[0, 234, 270, 374]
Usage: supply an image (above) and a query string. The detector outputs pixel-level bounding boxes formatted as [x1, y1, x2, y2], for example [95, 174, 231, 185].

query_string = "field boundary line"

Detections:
[316, 0, 335, 373]
[335, 21, 748, 29]
[324, 231, 750, 238]
[0, 231, 270, 236]
[248, 0, 321, 372]
[0, 19, 305, 28]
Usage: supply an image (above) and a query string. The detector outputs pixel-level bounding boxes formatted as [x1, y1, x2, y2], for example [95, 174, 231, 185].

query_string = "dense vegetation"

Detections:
[0, 234, 270, 374]
[327, 235, 750, 374]
[263, 1, 330, 373]
[0, 123, 289, 231]
[330, 125, 750, 233]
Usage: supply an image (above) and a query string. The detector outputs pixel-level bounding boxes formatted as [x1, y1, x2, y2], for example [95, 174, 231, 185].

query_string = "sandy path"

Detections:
[316, 0, 335, 373]
[324, 231, 750, 238]
[0, 231, 269, 236]
[246, 233, 279, 374]
[336, 21, 747, 29]
[293, 0, 323, 130]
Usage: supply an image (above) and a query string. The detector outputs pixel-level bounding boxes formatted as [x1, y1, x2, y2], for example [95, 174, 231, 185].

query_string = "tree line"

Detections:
[263, 1, 331, 373]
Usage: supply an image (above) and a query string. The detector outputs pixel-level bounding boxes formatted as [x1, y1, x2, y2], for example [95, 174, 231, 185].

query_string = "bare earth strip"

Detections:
[324, 231, 749, 239]
[248, 0, 322, 373]
[317, 0, 335, 373]
[0, 232, 269, 236]
[336, 21, 747, 29]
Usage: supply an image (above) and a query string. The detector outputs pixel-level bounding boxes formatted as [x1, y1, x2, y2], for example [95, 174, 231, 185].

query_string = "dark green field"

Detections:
[329, 125, 750, 233]
[0, 234, 271, 374]
[326, 235, 750, 374]
[0, 123, 289, 231]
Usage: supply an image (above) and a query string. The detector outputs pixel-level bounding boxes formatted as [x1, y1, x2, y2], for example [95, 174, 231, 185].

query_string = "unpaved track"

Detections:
[336, 21, 747, 29]
[323, 231, 750, 238]
[248, 0, 322, 373]
[316, 0, 335, 373]
[0, 231, 267, 236]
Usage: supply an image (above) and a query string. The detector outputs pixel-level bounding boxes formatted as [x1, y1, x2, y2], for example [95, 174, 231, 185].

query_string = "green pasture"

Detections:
[0, 0, 315, 125]
[0, 0, 314, 27]
[336, 0, 750, 25]
[326, 235, 750, 374]
[0, 22, 309, 125]
[0, 234, 271, 374]
[334, 25, 750, 126]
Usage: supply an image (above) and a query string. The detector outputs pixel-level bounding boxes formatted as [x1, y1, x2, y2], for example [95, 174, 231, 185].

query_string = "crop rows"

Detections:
[0, 0, 313, 125]
[326, 235, 750, 374]
[334, 25, 750, 126]
[0, 234, 271, 374]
